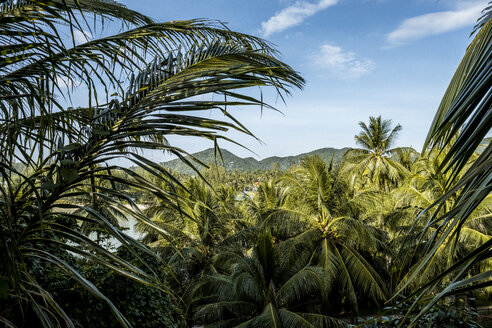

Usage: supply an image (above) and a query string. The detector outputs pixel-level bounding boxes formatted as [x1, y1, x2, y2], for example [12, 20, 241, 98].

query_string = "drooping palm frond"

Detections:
[399, 3, 491, 326]
[0, 1, 305, 326]
[1, 23, 299, 164]
[1, 0, 293, 173]
[424, 6, 491, 171]
[276, 265, 326, 306]
[341, 244, 388, 303]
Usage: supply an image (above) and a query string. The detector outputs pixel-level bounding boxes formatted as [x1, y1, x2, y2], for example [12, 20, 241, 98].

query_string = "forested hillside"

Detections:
[160, 147, 351, 173]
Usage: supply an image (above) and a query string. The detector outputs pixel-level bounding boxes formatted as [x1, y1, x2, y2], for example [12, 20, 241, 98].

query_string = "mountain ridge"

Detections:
[160, 147, 351, 174]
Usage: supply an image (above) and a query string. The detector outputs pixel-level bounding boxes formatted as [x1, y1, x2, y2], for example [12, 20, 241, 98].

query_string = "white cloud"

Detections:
[74, 30, 92, 45]
[311, 44, 376, 78]
[387, 1, 487, 45]
[56, 76, 81, 89]
[261, 0, 339, 37]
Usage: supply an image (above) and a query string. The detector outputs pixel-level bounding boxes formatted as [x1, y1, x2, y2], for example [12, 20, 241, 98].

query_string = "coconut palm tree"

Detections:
[191, 230, 348, 328]
[392, 147, 420, 171]
[0, 1, 304, 326]
[136, 176, 256, 322]
[242, 179, 306, 241]
[345, 116, 410, 192]
[393, 149, 491, 286]
[281, 156, 354, 217]
[139, 177, 242, 263]
[393, 150, 492, 325]
[279, 157, 389, 316]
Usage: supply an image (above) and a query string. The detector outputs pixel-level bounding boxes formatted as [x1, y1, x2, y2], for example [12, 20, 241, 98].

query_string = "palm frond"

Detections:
[400, 6, 491, 324]
[340, 244, 388, 303]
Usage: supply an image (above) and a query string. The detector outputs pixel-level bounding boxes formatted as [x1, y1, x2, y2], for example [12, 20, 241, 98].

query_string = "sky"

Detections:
[109, 0, 488, 161]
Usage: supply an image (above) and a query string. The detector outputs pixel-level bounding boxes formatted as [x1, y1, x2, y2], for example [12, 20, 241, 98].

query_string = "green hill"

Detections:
[160, 147, 350, 174]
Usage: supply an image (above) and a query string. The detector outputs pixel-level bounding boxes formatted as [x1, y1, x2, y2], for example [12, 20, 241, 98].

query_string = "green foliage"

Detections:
[364, 299, 482, 328]
[191, 230, 349, 328]
[63, 248, 185, 328]
[142, 147, 490, 327]
[1, 0, 489, 326]
[0, 0, 304, 326]
[397, 4, 492, 325]
[12, 243, 184, 328]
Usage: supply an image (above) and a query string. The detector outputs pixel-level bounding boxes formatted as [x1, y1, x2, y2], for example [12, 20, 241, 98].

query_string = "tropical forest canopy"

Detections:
[0, 1, 491, 328]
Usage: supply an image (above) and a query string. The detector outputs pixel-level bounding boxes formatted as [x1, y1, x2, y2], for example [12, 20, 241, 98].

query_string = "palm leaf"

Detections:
[401, 5, 491, 324]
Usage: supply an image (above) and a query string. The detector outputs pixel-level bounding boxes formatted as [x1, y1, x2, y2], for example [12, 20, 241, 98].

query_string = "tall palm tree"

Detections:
[0, 1, 304, 326]
[345, 116, 409, 191]
[281, 156, 354, 217]
[280, 157, 389, 316]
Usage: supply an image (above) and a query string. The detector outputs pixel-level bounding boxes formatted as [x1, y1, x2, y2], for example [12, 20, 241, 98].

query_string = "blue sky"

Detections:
[114, 0, 487, 160]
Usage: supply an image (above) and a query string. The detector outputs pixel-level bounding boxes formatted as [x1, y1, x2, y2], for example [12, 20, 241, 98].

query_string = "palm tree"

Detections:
[243, 179, 304, 240]
[279, 157, 389, 317]
[392, 147, 420, 171]
[139, 177, 242, 265]
[393, 150, 492, 324]
[281, 156, 354, 217]
[345, 116, 409, 192]
[191, 230, 348, 328]
[343, 117, 410, 231]
[0, 1, 304, 326]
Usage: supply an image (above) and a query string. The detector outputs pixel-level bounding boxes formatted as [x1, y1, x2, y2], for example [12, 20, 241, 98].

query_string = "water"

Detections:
[87, 215, 145, 250]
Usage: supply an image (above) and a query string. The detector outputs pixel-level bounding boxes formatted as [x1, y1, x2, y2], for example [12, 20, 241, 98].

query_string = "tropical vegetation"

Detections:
[0, 0, 490, 328]
[0, 0, 303, 326]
